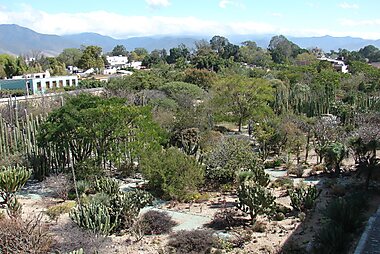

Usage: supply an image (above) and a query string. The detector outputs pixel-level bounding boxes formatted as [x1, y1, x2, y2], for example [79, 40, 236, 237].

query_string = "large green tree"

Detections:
[78, 46, 105, 71]
[57, 48, 83, 67]
[213, 76, 275, 132]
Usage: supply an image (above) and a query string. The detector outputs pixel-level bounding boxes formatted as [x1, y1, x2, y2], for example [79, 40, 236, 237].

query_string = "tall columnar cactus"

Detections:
[288, 184, 321, 212]
[70, 203, 119, 236]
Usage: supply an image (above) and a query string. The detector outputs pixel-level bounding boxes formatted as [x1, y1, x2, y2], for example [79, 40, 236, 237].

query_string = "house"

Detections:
[106, 56, 129, 68]
[0, 72, 78, 95]
[318, 57, 349, 74]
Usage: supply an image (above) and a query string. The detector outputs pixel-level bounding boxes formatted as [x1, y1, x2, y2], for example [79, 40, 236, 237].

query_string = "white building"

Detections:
[106, 56, 129, 68]
[318, 57, 349, 74]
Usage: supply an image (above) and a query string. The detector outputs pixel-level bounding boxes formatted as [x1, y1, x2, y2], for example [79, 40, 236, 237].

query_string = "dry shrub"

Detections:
[140, 210, 177, 235]
[251, 221, 267, 232]
[43, 174, 72, 201]
[0, 215, 53, 254]
[206, 208, 243, 230]
[167, 229, 218, 254]
[46, 201, 76, 222]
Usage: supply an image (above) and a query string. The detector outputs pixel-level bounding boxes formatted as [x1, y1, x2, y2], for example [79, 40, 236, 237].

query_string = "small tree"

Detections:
[322, 142, 347, 175]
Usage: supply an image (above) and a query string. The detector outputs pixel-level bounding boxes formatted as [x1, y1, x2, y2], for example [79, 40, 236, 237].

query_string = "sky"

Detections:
[0, 0, 379, 39]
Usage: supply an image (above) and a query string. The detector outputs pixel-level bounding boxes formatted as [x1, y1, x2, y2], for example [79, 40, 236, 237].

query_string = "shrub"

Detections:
[314, 224, 350, 253]
[206, 208, 242, 230]
[0, 216, 53, 253]
[271, 177, 293, 189]
[204, 137, 257, 185]
[288, 183, 320, 212]
[324, 193, 367, 233]
[167, 229, 218, 254]
[76, 180, 93, 196]
[46, 201, 76, 222]
[140, 210, 177, 235]
[287, 164, 304, 178]
[43, 174, 71, 201]
[140, 147, 204, 201]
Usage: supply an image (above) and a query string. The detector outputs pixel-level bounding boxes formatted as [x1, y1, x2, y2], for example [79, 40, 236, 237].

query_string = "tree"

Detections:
[38, 94, 165, 174]
[167, 44, 190, 64]
[57, 48, 83, 67]
[111, 45, 128, 56]
[4, 57, 26, 78]
[268, 35, 304, 64]
[140, 147, 204, 201]
[358, 45, 380, 63]
[78, 46, 104, 71]
[213, 76, 275, 132]
[210, 35, 239, 60]
[45, 57, 67, 76]
[183, 68, 217, 90]
[131, 48, 148, 61]
[322, 142, 347, 175]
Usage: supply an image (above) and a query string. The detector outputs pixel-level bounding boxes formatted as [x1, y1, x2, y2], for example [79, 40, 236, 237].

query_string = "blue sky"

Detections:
[0, 0, 379, 39]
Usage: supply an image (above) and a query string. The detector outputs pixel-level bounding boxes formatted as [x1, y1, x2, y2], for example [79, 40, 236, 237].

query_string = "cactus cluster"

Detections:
[0, 166, 31, 217]
[70, 203, 119, 236]
[94, 177, 120, 196]
[70, 189, 153, 235]
[288, 184, 321, 212]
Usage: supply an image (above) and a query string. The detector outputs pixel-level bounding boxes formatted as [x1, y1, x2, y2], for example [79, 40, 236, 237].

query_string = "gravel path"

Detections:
[355, 206, 380, 254]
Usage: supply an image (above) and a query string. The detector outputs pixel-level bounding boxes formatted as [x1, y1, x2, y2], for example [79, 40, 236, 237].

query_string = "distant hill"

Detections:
[1, 24, 380, 56]
[0, 24, 76, 56]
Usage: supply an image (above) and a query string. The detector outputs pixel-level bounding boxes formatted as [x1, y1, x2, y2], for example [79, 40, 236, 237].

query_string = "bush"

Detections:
[140, 210, 177, 235]
[324, 193, 367, 233]
[167, 229, 218, 254]
[287, 164, 304, 178]
[314, 224, 350, 253]
[46, 201, 76, 222]
[204, 137, 257, 185]
[288, 183, 320, 212]
[43, 174, 71, 201]
[140, 147, 204, 201]
[206, 208, 242, 230]
[271, 177, 293, 189]
[0, 216, 53, 253]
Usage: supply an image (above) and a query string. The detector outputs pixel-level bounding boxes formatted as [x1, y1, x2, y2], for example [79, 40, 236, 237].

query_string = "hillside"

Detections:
[1, 24, 380, 55]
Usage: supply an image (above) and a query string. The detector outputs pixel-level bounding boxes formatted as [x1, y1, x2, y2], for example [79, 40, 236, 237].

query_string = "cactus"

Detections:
[288, 184, 321, 212]
[0, 166, 31, 203]
[70, 203, 119, 236]
[66, 249, 84, 254]
[94, 177, 120, 196]
[236, 181, 276, 224]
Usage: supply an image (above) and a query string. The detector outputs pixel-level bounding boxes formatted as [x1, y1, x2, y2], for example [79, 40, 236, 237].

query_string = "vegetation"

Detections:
[1, 33, 380, 253]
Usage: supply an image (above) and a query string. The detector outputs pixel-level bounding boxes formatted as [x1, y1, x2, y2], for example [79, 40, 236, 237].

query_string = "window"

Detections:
[37, 82, 42, 91]
[52, 81, 57, 88]
[66, 80, 70, 86]
[72, 79, 77, 86]
[46, 81, 50, 89]
[59, 80, 63, 88]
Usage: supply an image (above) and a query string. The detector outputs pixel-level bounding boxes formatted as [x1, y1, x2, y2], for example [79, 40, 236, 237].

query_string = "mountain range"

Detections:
[1, 24, 380, 56]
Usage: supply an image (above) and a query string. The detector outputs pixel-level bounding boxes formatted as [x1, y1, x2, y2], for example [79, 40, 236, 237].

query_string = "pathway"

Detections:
[355, 206, 380, 254]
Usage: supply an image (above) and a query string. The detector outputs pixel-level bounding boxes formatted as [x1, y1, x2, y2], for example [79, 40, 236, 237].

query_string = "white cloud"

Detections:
[271, 13, 283, 17]
[219, 0, 245, 9]
[340, 18, 380, 26]
[339, 2, 359, 9]
[145, 0, 170, 8]
[0, 6, 379, 40]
